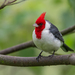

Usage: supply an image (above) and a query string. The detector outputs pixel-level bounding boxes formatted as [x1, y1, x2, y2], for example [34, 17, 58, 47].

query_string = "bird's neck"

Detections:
[35, 25, 45, 39]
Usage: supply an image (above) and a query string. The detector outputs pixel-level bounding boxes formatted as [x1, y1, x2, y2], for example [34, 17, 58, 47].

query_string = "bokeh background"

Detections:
[0, 0, 75, 75]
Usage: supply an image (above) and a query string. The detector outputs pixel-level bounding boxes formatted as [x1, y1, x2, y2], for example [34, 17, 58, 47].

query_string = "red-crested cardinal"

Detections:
[32, 12, 74, 60]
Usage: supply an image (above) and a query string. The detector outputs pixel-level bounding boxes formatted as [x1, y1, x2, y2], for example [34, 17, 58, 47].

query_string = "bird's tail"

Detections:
[61, 43, 74, 52]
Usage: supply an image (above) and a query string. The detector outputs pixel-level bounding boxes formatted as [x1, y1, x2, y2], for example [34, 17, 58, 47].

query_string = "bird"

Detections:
[32, 12, 74, 61]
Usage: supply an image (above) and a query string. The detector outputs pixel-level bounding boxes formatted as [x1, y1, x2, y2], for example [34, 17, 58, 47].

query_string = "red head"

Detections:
[35, 12, 46, 26]
[33, 12, 46, 39]
[33, 12, 46, 27]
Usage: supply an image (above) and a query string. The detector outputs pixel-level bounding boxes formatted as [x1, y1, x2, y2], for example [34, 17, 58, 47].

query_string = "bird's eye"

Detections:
[38, 23, 43, 26]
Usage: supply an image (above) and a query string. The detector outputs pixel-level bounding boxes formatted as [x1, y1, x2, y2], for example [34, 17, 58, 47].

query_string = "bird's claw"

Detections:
[48, 50, 55, 58]
[36, 51, 43, 62]
[36, 55, 43, 62]
[48, 54, 54, 58]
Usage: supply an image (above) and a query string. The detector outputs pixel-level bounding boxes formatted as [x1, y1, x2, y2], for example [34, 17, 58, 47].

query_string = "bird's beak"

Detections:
[33, 23, 38, 27]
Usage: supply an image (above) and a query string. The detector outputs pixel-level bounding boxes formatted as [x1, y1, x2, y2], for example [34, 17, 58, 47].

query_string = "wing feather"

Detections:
[46, 21, 64, 42]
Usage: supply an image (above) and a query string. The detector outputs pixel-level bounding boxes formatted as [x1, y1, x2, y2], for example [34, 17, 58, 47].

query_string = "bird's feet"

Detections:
[36, 54, 43, 62]
[48, 54, 54, 58]
[36, 50, 55, 61]
[36, 51, 43, 62]
[48, 50, 55, 58]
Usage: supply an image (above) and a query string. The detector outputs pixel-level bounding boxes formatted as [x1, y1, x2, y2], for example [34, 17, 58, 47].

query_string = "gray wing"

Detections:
[49, 22, 64, 42]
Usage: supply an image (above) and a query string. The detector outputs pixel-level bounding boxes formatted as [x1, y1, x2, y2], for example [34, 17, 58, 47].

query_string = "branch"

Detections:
[0, 25, 75, 55]
[0, 0, 25, 10]
[0, 41, 35, 55]
[0, 53, 75, 67]
[60, 25, 75, 35]
[8, 0, 26, 5]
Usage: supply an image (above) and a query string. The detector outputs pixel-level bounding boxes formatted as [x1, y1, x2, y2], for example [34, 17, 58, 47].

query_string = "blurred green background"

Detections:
[0, 0, 75, 75]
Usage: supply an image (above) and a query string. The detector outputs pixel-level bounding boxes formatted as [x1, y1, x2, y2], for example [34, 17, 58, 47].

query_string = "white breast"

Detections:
[32, 21, 63, 53]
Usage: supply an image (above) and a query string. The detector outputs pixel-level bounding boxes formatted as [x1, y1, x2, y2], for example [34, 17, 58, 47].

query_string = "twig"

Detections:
[8, 0, 26, 5]
[0, 53, 75, 67]
[0, 0, 25, 10]
[6, 0, 17, 5]
[0, 25, 75, 55]
[0, 0, 7, 9]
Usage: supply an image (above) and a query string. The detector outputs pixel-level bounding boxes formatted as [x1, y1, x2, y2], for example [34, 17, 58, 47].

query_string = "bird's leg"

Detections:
[48, 50, 55, 58]
[36, 51, 43, 62]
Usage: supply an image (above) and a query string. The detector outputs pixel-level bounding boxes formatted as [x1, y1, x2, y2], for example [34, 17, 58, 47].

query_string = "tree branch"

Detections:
[60, 25, 75, 36]
[0, 41, 35, 55]
[0, 0, 25, 10]
[0, 53, 75, 67]
[0, 25, 75, 55]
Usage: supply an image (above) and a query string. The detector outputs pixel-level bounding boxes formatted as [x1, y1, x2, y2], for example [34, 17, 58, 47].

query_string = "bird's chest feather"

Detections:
[33, 30, 62, 53]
